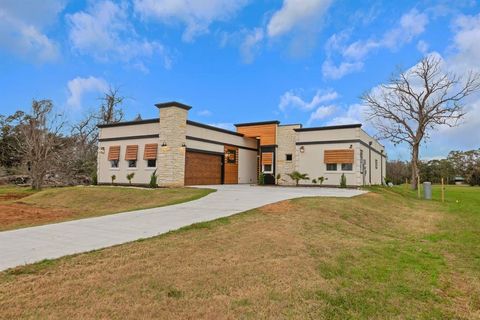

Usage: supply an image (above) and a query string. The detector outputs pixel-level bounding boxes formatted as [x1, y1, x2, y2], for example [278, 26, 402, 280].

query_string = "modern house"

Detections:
[97, 101, 386, 187]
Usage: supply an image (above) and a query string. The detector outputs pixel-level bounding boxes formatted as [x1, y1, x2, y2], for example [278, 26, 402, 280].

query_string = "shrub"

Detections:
[91, 172, 98, 185]
[340, 173, 347, 188]
[149, 169, 158, 188]
[318, 176, 324, 185]
[126, 172, 135, 185]
[276, 173, 281, 185]
[258, 173, 265, 185]
[287, 171, 309, 186]
[312, 178, 317, 184]
[111, 174, 116, 185]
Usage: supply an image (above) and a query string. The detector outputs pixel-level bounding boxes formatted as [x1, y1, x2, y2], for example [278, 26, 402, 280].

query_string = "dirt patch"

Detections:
[0, 193, 29, 201]
[0, 203, 75, 230]
[259, 200, 297, 214]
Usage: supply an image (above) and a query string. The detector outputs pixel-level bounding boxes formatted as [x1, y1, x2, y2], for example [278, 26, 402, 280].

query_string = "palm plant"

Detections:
[287, 171, 309, 186]
[126, 172, 135, 185]
[111, 174, 116, 185]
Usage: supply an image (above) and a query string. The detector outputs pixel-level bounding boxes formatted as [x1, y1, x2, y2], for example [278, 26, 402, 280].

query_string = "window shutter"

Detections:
[108, 146, 120, 160]
[261, 152, 273, 165]
[144, 143, 158, 160]
[324, 149, 354, 164]
[125, 145, 138, 160]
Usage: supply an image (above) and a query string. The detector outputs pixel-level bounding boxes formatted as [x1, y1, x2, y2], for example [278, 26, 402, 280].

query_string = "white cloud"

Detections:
[451, 13, 480, 73]
[307, 105, 336, 125]
[326, 103, 368, 126]
[323, 9, 429, 79]
[133, 0, 249, 42]
[67, 76, 109, 109]
[279, 89, 339, 112]
[0, 0, 64, 62]
[267, 0, 332, 38]
[67, 1, 170, 69]
[240, 28, 264, 64]
[197, 109, 212, 117]
[417, 40, 429, 54]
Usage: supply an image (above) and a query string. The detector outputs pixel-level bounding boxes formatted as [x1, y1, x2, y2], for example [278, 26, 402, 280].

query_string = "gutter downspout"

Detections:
[368, 141, 372, 185]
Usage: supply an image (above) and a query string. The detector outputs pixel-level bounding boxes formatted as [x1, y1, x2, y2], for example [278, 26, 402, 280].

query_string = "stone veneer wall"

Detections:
[276, 124, 301, 185]
[157, 106, 188, 187]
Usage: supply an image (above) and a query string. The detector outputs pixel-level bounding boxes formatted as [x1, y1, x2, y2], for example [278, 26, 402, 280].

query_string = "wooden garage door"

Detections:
[185, 151, 222, 185]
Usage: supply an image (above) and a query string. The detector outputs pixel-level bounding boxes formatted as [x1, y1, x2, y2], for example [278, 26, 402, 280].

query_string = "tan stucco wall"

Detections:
[238, 148, 258, 184]
[99, 122, 159, 139]
[186, 124, 257, 149]
[276, 125, 301, 185]
[97, 137, 159, 185]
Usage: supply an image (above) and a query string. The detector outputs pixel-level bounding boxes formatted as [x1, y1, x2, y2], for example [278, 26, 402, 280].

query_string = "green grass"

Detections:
[1, 185, 479, 319]
[0, 185, 214, 230]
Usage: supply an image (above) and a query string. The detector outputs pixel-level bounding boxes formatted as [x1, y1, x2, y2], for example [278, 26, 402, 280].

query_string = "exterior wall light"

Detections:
[300, 146, 305, 153]
[181, 143, 186, 147]
[100, 147, 105, 154]
[161, 142, 167, 147]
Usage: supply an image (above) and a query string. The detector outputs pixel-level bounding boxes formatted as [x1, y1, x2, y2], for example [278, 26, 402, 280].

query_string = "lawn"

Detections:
[0, 185, 479, 319]
[0, 185, 214, 231]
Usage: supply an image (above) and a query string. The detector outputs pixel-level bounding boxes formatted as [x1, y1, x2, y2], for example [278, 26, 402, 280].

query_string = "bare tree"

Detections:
[18, 100, 65, 190]
[362, 55, 480, 189]
[98, 87, 124, 124]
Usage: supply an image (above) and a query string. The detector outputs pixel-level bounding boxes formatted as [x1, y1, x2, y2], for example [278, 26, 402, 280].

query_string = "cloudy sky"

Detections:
[1, 0, 479, 160]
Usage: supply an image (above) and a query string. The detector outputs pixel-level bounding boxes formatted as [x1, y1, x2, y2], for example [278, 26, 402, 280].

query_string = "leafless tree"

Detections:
[17, 100, 65, 190]
[362, 55, 480, 189]
[98, 87, 124, 124]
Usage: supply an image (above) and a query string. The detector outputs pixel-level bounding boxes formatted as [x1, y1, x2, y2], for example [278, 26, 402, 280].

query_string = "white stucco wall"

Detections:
[238, 148, 258, 184]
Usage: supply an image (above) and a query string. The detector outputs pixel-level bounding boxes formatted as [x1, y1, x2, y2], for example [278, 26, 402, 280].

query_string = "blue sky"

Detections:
[1, 0, 479, 160]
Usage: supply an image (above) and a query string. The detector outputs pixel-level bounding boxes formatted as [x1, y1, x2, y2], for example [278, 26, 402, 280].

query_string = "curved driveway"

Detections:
[0, 185, 366, 271]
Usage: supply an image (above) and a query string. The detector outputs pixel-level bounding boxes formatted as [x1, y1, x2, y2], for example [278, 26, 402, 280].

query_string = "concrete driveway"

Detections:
[0, 185, 366, 271]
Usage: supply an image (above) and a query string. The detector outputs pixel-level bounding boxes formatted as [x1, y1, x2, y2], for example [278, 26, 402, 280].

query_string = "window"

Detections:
[263, 164, 273, 173]
[341, 163, 353, 171]
[326, 163, 337, 171]
[286, 153, 293, 161]
[128, 160, 137, 168]
[147, 159, 156, 168]
[110, 160, 119, 168]
[375, 159, 378, 169]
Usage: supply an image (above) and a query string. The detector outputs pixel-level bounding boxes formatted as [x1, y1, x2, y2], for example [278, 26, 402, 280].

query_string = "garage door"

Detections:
[185, 151, 223, 185]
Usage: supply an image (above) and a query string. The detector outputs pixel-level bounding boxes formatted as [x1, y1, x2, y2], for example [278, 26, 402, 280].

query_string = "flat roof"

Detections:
[294, 123, 362, 132]
[97, 118, 159, 128]
[234, 120, 280, 127]
[187, 120, 244, 137]
[155, 101, 192, 110]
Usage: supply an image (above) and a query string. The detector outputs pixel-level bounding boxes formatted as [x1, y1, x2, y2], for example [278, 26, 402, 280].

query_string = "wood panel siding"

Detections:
[143, 143, 158, 160]
[237, 124, 276, 146]
[185, 151, 222, 185]
[108, 146, 120, 160]
[125, 145, 138, 160]
[261, 152, 273, 165]
[224, 146, 238, 184]
[324, 149, 354, 164]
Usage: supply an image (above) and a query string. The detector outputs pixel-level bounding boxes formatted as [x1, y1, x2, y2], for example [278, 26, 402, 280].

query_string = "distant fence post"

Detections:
[417, 175, 421, 199]
[441, 178, 445, 203]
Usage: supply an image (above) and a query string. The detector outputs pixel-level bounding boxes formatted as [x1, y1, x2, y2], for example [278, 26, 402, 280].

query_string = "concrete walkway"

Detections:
[0, 185, 366, 271]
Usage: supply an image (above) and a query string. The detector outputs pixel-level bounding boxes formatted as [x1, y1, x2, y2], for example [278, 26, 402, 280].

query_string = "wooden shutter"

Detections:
[324, 149, 354, 164]
[261, 152, 273, 165]
[108, 146, 120, 160]
[144, 143, 158, 160]
[125, 145, 138, 160]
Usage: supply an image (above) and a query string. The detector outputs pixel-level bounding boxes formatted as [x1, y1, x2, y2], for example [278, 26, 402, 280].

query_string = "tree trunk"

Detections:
[411, 143, 420, 190]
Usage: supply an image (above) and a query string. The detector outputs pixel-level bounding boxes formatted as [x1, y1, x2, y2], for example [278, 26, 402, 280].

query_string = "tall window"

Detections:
[326, 163, 337, 171]
[341, 163, 353, 171]
[226, 149, 236, 164]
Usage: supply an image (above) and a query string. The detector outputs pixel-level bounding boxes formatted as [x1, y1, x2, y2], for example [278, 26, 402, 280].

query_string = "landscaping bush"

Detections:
[149, 169, 158, 188]
[287, 171, 309, 186]
[258, 173, 265, 185]
[340, 173, 347, 188]
[126, 173, 135, 185]
[111, 174, 116, 185]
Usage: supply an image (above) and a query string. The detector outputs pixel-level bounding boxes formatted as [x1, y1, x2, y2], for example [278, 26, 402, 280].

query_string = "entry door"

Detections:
[223, 146, 238, 184]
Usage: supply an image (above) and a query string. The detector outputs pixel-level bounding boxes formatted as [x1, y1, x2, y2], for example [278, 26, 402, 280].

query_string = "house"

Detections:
[97, 101, 386, 187]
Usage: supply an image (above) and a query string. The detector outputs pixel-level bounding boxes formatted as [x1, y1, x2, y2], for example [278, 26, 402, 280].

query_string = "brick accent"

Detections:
[276, 125, 301, 185]
[157, 105, 188, 187]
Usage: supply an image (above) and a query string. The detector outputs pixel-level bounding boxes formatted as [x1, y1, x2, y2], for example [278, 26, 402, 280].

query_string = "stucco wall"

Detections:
[296, 142, 361, 186]
[99, 122, 159, 139]
[97, 137, 159, 185]
[238, 148, 258, 184]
